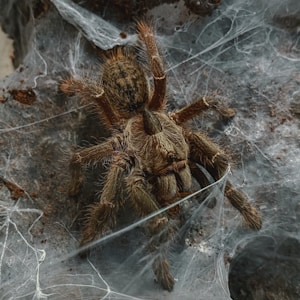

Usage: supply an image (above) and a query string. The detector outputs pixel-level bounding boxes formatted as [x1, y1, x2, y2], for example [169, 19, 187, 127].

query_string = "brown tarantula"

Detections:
[60, 21, 262, 291]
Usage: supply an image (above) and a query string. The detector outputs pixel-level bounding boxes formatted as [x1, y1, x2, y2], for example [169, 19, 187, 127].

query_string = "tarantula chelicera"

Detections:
[60, 21, 262, 291]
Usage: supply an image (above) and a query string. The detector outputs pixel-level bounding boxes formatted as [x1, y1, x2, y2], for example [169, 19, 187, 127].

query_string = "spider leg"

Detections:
[68, 136, 120, 196]
[188, 131, 229, 178]
[80, 153, 129, 246]
[187, 131, 262, 230]
[225, 181, 262, 230]
[137, 21, 166, 111]
[171, 96, 236, 124]
[127, 169, 176, 291]
[60, 76, 119, 128]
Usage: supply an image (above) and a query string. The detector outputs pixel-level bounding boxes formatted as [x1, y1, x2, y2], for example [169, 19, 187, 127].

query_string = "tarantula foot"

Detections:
[225, 182, 262, 230]
[80, 229, 97, 247]
[80, 201, 115, 246]
[60, 77, 78, 95]
[153, 257, 174, 291]
[77, 230, 97, 258]
[205, 97, 236, 118]
[216, 106, 236, 119]
[243, 206, 262, 230]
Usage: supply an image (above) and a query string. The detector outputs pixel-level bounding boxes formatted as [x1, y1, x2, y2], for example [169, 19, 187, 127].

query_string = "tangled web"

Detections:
[0, 0, 299, 299]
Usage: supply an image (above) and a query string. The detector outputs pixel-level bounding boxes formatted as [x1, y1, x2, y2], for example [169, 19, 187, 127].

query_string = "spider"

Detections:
[60, 21, 262, 291]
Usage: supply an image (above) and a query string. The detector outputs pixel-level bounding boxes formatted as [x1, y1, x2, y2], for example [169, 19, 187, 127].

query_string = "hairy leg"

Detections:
[127, 169, 175, 291]
[137, 21, 166, 111]
[187, 131, 262, 229]
[80, 153, 129, 246]
[188, 131, 229, 179]
[60, 76, 119, 127]
[171, 96, 236, 125]
[225, 181, 262, 230]
[68, 136, 121, 195]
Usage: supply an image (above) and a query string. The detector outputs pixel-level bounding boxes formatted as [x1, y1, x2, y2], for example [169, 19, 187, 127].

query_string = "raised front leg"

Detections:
[137, 21, 166, 111]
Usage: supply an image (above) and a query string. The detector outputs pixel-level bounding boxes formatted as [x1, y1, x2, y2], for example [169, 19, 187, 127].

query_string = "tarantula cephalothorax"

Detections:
[60, 21, 262, 291]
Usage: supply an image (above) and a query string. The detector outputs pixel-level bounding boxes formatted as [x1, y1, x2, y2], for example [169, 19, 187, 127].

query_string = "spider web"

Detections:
[0, 0, 299, 299]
